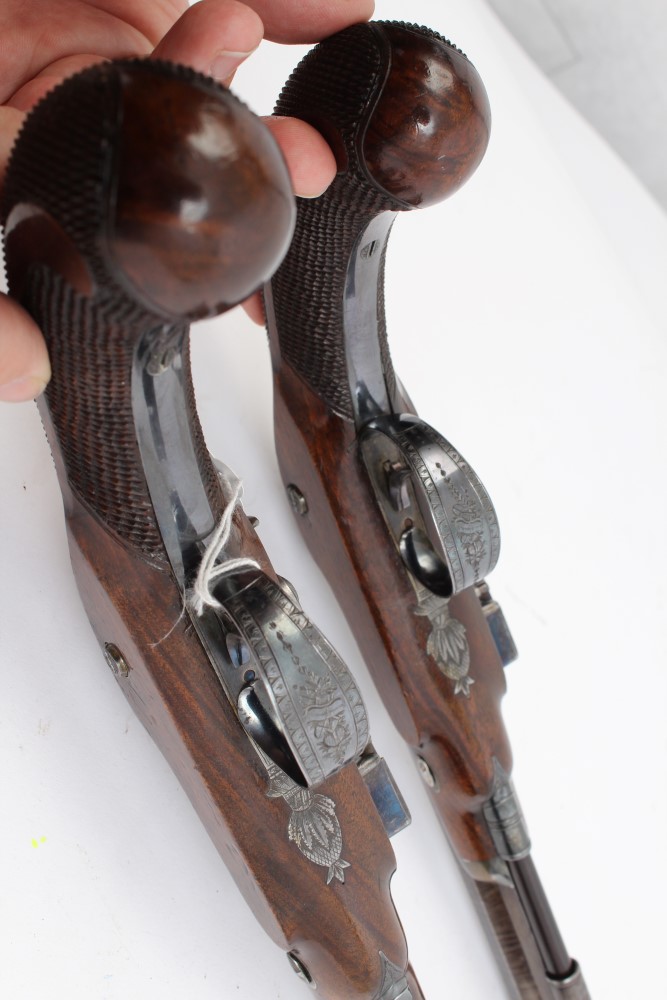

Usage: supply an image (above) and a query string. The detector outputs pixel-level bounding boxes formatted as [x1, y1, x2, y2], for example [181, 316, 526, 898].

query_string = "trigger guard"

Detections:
[200, 572, 370, 789]
[360, 413, 500, 596]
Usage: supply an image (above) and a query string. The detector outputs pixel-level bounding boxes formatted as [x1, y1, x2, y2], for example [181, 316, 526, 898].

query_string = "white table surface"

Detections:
[1, 1, 665, 997]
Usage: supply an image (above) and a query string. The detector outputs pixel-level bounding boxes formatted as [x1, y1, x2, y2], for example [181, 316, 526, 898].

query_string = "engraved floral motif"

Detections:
[227, 576, 367, 786]
[414, 592, 474, 697]
[272, 624, 353, 766]
[265, 761, 350, 884]
[435, 461, 487, 580]
[296, 669, 352, 765]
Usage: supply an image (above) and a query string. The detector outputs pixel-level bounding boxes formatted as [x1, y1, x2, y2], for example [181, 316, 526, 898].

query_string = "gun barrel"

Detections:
[510, 857, 571, 979]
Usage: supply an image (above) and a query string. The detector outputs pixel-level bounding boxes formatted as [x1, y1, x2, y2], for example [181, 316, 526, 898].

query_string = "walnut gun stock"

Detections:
[2, 60, 423, 999]
[265, 21, 589, 1000]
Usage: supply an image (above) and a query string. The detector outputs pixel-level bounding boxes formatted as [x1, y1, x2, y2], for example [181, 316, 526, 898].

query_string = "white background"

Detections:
[1, 1, 666, 997]
[486, 0, 667, 208]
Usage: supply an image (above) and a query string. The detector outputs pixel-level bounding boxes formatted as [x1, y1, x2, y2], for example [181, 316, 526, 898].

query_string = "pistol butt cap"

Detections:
[362, 23, 491, 207]
[2, 60, 296, 322]
[111, 63, 295, 319]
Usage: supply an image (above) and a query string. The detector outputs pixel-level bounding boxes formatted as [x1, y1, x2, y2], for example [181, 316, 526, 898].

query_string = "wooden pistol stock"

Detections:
[265, 21, 590, 1000]
[2, 59, 422, 999]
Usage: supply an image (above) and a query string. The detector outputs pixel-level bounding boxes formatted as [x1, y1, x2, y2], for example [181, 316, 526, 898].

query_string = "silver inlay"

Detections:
[265, 757, 350, 884]
[413, 588, 473, 697]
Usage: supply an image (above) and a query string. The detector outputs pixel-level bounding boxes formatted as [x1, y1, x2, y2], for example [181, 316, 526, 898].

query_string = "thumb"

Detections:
[0, 293, 51, 402]
[0, 107, 51, 402]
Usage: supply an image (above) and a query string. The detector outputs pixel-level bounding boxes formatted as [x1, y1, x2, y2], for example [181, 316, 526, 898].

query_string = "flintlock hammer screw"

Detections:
[103, 642, 130, 678]
[286, 484, 309, 516]
[287, 951, 316, 988]
[417, 756, 437, 789]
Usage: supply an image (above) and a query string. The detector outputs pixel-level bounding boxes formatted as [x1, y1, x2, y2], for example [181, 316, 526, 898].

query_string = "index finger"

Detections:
[0, 105, 23, 187]
[244, 0, 374, 43]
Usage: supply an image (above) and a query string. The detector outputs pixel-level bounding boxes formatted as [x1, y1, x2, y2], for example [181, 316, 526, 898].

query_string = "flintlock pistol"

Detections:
[265, 20, 590, 999]
[2, 59, 421, 999]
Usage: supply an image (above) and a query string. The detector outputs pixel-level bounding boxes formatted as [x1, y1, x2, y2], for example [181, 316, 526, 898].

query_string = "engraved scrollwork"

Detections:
[414, 590, 473, 697]
[271, 622, 353, 766]
[360, 415, 501, 598]
[264, 759, 350, 884]
[299, 676, 353, 767]
[395, 425, 497, 590]
[224, 575, 368, 785]
[434, 459, 487, 579]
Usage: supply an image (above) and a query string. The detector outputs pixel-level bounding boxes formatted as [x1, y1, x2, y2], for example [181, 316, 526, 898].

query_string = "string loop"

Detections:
[190, 480, 260, 616]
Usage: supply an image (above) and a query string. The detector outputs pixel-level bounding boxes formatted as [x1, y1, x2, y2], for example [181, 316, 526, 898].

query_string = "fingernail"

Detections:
[210, 49, 255, 83]
[0, 374, 48, 402]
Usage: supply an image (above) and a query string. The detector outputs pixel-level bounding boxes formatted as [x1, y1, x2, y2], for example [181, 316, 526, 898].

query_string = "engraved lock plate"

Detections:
[359, 413, 500, 597]
[197, 571, 370, 788]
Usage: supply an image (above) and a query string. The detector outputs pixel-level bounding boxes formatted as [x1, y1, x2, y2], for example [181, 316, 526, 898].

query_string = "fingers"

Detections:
[0, 294, 51, 402]
[7, 55, 111, 113]
[242, 293, 266, 325]
[0, 6, 155, 107]
[243, 0, 374, 43]
[265, 116, 337, 198]
[0, 112, 50, 401]
[0, 0, 353, 388]
[151, 3, 339, 195]
[151, 4, 343, 329]
[152, 0, 263, 85]
[7, 1, 265, 114]
[0, 1, 266, 402]
[0, 105, 24, 185]
[240, 116, 337, 325]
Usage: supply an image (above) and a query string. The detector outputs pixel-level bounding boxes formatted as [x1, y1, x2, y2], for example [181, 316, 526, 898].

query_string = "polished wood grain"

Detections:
[2, 60, 422, 999]
[269, 349, 512, 863]
[363, 24, 491, 207]
[266, 22, 585, 995]
[2, 60, 297, 556]
[58, 480, 413, 999]
[267, 19, 507, 864]
[111, 66, 295, 318]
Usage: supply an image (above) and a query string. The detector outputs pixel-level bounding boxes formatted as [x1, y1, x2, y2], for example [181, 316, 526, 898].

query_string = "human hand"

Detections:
[0, 0, 374, 401]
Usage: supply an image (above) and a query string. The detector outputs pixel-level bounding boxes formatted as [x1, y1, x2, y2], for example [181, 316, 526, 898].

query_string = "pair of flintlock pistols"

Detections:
[2, 20, 589, 1000]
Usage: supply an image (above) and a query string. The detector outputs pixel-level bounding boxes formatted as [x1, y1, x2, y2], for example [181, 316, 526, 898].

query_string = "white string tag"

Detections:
[190, 478, 260, 616]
